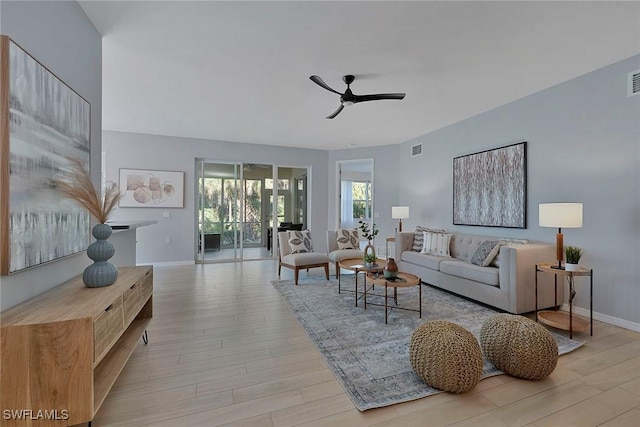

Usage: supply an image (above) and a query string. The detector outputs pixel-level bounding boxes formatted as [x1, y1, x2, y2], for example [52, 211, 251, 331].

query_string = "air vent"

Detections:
[629, 70, 640, 97]
[411, 143, 423, 157]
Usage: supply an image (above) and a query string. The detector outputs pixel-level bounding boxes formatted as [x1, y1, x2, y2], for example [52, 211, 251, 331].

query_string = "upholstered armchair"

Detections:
[326, 229, 364, 278]
[278, 231, 330, 285]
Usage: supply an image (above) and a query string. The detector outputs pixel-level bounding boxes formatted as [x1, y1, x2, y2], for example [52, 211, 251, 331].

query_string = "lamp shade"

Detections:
[392, 206, 410, 219]
[539, 203, 583, 228]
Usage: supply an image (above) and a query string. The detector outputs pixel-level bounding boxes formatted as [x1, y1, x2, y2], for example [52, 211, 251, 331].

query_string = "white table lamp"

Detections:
[539, 203, 583, 269]
[392, 206, 410, 232]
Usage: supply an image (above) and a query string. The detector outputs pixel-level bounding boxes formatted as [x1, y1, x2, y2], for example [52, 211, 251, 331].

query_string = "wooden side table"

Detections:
[535, 263, 593, 339]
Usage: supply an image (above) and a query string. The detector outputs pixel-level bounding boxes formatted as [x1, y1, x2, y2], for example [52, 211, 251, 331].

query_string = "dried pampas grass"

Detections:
[55, 158, 121, 224]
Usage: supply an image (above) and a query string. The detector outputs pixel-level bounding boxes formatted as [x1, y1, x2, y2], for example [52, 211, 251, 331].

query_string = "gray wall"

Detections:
[103, 131, 329, 262]
[0, 1, 102, 311]
[397, 55, 640, 326]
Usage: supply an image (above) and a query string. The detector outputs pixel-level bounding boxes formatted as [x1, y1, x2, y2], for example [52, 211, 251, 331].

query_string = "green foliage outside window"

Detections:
[352, 181, 371, 219]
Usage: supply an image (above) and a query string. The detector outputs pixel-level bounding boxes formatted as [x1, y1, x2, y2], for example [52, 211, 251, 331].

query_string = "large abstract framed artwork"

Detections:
[453, 141, 527, 228]
[0, 36, 91, 275]
[119, 168, 185, 208]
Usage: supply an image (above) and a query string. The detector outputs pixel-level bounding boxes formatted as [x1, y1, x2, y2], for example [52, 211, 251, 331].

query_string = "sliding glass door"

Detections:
[196, 160, 241, 262]
[196, 159, 309, 263]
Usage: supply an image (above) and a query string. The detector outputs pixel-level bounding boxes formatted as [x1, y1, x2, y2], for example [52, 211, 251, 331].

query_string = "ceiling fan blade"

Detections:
[354, 93, 406, 103]
[325, 104, 344, 119]
[310, 75, 343, 95]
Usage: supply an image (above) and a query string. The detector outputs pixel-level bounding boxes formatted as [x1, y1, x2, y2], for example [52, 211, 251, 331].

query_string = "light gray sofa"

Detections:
[395, 231, 561, 314]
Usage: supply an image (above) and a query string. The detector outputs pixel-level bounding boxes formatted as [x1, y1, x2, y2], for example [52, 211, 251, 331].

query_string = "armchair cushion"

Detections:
[287, 230, 313, 253]
[282, 252, 330, 267]
[336, 229, 359, 250]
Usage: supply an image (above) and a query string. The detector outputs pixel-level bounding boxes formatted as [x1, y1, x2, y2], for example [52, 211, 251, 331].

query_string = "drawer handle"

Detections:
[105, 304, 113, 312]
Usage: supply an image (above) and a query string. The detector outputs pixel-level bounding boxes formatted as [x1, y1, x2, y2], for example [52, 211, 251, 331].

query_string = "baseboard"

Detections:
[139, 260, 196, 268]
[559, 303, 640, 332]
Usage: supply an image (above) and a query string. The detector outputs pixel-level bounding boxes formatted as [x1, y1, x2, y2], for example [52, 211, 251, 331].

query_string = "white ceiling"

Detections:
[79, 1, 640, 150]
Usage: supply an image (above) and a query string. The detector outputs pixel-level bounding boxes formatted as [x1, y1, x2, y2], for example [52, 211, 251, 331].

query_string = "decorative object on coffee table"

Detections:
[539, 202, 583, 269]
[56, 158, 121, 287]
[480, 313, 558, 380]
[358, 220, 379, 266]
[384, 257, 398, 279]
[410, 320, 483, 393]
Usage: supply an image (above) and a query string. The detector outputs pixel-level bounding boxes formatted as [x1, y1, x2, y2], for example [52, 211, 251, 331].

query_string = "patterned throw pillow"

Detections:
[471, 240, 500, 266]
[336, 229, 359, 250]
[420, 231, 452, 257]
[412, 226, 446, 252]
[490, 239, 529, 268]
[288, 230, 313, 254]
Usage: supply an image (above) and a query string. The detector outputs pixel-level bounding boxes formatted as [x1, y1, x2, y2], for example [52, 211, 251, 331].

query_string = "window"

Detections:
[352, 181, 371, 219]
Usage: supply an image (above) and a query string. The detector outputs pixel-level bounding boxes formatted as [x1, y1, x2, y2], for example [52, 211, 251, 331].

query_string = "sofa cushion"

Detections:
[336, 229, 359, 250]
[471, 240, 500, 267]
[412, 226, 446, 252]
[440, 260, 500, 287]
[287, 230, 313, 253]
[328, 249, 364, 263]
[402, 250, 449, 271]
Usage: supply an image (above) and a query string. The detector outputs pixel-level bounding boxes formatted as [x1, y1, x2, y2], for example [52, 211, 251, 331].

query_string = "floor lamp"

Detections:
[392, 206, 410, 232]
[539, 203, 583, 269]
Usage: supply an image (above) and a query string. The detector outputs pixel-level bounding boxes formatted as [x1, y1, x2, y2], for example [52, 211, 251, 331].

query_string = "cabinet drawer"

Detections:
[123, 282, 141, 325]
[139, 270, 153, 303]
[94, 296, 124, 363]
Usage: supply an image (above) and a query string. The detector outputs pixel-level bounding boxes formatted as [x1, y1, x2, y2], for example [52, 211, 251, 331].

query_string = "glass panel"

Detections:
[196, 161, 240, 262]
[244, 179, 262, 245]
[352, 181, 371, 219]
[295, 174, 307, 227]
[242, 163, 272, 260]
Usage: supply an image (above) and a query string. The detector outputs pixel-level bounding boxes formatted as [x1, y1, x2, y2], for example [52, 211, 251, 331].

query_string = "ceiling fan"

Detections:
[309, 74, 405, 119]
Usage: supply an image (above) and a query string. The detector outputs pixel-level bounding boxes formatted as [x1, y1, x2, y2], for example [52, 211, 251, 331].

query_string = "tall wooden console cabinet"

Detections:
[1, 266, 153, 426]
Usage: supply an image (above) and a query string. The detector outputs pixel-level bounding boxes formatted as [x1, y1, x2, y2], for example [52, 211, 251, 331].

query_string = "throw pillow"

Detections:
[336, 229, 359, 250]
[288, 230, 313, 254]
[490, 239, 529, 268]
[420, 231, 452, 257]
[434, 233, 452, 257]
[471, 240, 500, 267]
[413, 226, 446, 252]
[420, 231, 437, 255]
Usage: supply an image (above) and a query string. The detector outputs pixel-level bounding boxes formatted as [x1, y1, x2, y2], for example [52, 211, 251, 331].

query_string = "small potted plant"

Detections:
[564, 246, 583, 271]
[364, 252, 377, 268]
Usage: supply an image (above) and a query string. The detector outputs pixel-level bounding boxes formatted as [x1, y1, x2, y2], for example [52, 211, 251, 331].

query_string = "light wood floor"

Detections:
[92, 262, 640, 427]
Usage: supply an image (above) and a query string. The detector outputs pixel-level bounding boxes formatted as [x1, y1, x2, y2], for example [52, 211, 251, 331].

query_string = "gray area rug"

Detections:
[271, 275, 584, 411]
